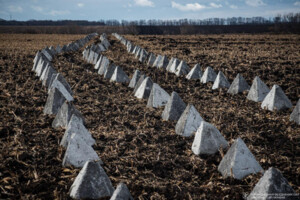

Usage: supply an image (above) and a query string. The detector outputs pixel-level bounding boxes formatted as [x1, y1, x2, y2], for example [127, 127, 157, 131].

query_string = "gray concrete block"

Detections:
[247, 76, 270, 102]
[98, 56, 110, 75]
[62, 133, 101, 168]
[128, 70, 141, 88]
[218, 138, 263, 180]
[52, 101, 83, 129]
[247, 167, 299, 200]
[110, 183, 133, 200]
[43, 87, 66, 115]
[161, 91, 186, 121]
[192, 121, 228, 155]
[186, 64, 202, 80]
[70, 160, 114, 199]
[201, 66, 217, 84]
[134, 77, 153, 99]
[60, 114, 95, 148]
[104, 64, 117, 79]
[290, 99, 300, 125]
[175, 60, 190, 76]
[227, 73, 250, 94]
[133, 74, 147, 94]
[175, 104, 204, 137]
[212, 71, 230, 90]
[110, 66, 130, 83]
[261, 85, 292, 111]
[147, 83, 170, 108]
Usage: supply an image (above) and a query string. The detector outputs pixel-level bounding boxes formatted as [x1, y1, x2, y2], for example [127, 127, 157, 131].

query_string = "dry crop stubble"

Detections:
[0, 33, 299, 199]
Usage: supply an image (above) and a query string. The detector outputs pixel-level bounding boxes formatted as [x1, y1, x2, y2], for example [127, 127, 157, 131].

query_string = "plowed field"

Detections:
[0, 33, 299, 199]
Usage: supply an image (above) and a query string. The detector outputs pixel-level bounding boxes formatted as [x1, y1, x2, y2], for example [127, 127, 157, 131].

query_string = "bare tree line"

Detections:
[0, 12, 299, 34]
[1, 12, 299, 26]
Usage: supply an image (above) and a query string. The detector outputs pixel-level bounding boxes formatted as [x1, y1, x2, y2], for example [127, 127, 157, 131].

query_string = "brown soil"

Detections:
[0, 33, 299, 200]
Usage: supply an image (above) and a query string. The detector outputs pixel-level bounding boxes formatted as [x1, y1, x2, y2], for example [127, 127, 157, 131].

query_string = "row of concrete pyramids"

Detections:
[129, 67, 299, 199]
[123, 65, 299, 199]
[82, 34, 111, 65]
[32, 34, 133, 199]
[113, 33, 299, 124]
[112, 33, 299, 198]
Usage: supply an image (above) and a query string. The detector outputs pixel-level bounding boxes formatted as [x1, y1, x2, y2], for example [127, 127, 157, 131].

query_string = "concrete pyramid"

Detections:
[147, 53, 156, 66]
[94, 55, 103, 70]
[49, 74, 73, 102]
[56, 45, 62, 54]
[61, 45, 67, 52]
[49, 46, 56, 55]
[139, 49, 148, 63]
[161, 91, 186, 121]
[35, 58, 48, 77]
[290, 99, 300, 125]
[62, 133, 101, 168]
[175, 60, 190, 76]
[128, 70, 141, 88]
[44, 87, 66, 115]
[200, 67, 217, 84]
[192, 121, 228, 155]
[247, 76, 270, 102]
[70, 160, 114, 199]
[60, 114, 95, 148]
[101, 38, 111, 50]
[261, 85, 292, 111]
[41, 48, 53, 61]
[98, 56, 110, 75]
[133, 46, 140, 55]
[186, 64, 202, 80]
[169, 58, 180, 73]
[247, 167, 298, 200]
[152, 55, 162, 68]
[212, 71, 230, 90]
[218, 138, 263, 180]
[52, 101, 83, 129]
[147, 83, 170, 108]
[39, 63, 52, 82]
[133, 74, 147, 94]
[104, 64, 117, 79]
[134, 48, 142, 59]
[157, 55, 169, 69]
[82, 48, 89, 60]
[227, 73, 250, 94]
[175, 104, 204, 137]
[93, 53, 101, 65]
[110, 183, 133, 200]
[166, 57, 175, 72]
[33, 51, 41, 71]
[87, 51, 95, 64]
[134, 77, 153, 99]
[110, 66, 130, 83]
[42, 65, 57, 88]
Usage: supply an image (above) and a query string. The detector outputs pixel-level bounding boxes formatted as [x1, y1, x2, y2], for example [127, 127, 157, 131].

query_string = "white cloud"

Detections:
[31, 6, 43, 12]
[230, 5, 238, 9]
[294, 1, 300, 6]
[8, 5, 23, 13]
[49, 10, 70, 16]
[245, 0, 266, 7]
[210, 3, 222, 8]
[134, 0, 154, 7]
[77, 3, 84, 7]
[171, 2, 206, 11]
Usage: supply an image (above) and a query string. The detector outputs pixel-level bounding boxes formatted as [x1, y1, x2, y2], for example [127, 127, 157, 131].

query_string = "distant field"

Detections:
[0, 33, 299, 199]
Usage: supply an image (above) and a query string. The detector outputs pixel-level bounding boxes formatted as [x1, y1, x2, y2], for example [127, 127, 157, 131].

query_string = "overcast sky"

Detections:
[0, 0, 299, 21]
